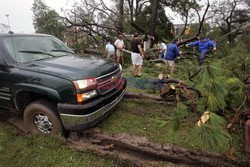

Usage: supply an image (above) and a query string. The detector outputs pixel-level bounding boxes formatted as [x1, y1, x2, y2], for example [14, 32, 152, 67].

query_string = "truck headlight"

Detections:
[76, 90, 97, 103]
[73, 78, 96, 90]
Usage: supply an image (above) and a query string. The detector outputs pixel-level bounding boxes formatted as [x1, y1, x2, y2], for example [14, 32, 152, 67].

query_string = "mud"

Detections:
[0, 108, 15, 122]
[68, 128, 250, 167]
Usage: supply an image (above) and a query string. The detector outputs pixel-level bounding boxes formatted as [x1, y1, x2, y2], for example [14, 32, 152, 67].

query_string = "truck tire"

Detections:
[23, 99, 64, 135]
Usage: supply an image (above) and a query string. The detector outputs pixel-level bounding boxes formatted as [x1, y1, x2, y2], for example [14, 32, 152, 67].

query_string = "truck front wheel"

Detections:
[23, 100, 64, 135]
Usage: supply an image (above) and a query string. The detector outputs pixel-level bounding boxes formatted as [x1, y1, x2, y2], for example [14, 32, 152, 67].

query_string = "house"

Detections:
[172, 24, 191, 37]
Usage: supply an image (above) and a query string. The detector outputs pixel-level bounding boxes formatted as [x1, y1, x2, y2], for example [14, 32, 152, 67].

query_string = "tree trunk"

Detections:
[118, 0, 124, 33]
[149, 0, 159, 48]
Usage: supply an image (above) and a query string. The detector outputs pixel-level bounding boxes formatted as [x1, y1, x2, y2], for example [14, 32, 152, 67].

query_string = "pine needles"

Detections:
[196, 65, 228, 112]
[172, 102, 189, 131]
[172, 63, 235, 153]
[193, 113, 232, 153]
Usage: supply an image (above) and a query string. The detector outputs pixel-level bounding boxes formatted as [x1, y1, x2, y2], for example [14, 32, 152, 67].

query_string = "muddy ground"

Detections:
[68, 128, 250, 167]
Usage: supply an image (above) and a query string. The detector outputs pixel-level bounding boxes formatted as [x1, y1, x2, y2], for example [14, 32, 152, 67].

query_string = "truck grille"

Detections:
[96, 68, 122, 95]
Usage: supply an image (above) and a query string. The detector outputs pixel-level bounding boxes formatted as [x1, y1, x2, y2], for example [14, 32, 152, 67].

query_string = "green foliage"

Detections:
[195, 64, 228, 112]
[239, 26, 250, 52]
[205, 81, 227, 112]
[135, 4, 173, 41]
[223, 44, 250, 79]
[225, 78, 244, 108]
[197, 65, 219, 82]
[193, 113, 232, 153]
[193, 124, 232, 152]
[206, 28, 232, 59]
[172, 102, 189, 131]
[209, 112, 227, 127]
[32, 0, 66, 40]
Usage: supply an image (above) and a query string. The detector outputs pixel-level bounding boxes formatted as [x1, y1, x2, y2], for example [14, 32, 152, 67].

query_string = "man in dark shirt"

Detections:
[131, 33, 144, 77]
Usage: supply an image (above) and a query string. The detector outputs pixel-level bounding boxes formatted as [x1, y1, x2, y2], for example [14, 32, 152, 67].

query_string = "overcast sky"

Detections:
[0, 0, 70, 32]
[0, 0, 215, 33]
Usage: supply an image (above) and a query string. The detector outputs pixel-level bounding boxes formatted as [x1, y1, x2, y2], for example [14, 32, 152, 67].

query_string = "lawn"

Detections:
[97, 98, 250, 159]
[0, 123, 132, 167]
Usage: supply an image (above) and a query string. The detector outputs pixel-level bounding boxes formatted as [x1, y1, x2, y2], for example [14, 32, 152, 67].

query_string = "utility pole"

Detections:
[5, 14, 11, 31]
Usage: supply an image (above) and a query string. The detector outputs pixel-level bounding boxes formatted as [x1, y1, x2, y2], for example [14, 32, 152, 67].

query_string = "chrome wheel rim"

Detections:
[34, 113, 53, 133]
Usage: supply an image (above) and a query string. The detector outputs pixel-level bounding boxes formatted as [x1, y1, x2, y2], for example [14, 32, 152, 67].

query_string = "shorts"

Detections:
[116, 49, 123, 57]
[166, 60, 175, 67]
[131, 52, 143, 65]
[107, 52, 115, 59]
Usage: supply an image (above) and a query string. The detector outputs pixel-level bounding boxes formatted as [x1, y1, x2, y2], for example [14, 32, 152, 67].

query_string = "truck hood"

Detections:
[19, 55, 119, 80]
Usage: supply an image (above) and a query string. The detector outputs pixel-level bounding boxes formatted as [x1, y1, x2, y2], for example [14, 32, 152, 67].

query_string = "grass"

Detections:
[98, 99, 199, 150]
[0, 123, 132, 167]
[97, 99, 249, 158]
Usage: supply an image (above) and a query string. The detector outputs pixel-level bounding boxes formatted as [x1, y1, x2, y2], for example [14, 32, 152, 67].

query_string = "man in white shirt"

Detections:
[157, 41, 167, 59]
[105, 42, 115, 60]
[114, 35, 125, 64]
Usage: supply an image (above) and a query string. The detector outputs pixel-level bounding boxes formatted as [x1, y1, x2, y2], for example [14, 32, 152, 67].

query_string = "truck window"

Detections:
[3, 36, 74, 63]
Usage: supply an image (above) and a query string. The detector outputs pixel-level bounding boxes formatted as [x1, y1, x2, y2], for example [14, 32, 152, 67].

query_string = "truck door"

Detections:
[0, 52, 14, 109]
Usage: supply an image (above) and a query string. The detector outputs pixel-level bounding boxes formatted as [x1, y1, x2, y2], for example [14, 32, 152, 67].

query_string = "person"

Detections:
[114, 35, 125, 64]
[105, 42, 115, 60]
[157, 41, 167, 59]
[164, 39, 180, 76]
[143, 33, 150, 52]
[131, 33, 144, 77]
[186, 36, 216, 65]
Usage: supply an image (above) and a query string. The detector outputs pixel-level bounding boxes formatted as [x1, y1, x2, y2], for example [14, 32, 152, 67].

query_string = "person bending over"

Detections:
[105, 42, 115, 60]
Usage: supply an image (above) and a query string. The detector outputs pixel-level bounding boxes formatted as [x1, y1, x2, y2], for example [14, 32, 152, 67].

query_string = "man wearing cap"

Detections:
[164, 39, 180, 76]
[114, 35, 125, 64]
[131, 33, 144, 77]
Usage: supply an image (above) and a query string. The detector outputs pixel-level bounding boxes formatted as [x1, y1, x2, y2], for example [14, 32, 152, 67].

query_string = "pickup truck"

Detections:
[0, 32, 126, 134]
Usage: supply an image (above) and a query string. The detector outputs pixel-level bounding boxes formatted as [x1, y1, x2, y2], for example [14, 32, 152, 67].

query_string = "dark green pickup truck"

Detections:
[0, 32, 126, 134]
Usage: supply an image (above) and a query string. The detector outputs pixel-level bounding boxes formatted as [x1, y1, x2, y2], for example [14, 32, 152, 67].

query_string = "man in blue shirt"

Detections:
[164, 39, 180, 76]
[187, 37, 216, 65]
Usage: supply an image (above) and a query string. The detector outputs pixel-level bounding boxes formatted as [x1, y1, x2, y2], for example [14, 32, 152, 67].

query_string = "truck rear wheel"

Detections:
[23, 100, 64, 135]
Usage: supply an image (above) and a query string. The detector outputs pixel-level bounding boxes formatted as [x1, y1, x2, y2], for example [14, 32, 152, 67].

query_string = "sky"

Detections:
[0, 0, 217, 33]
[0, 0, 70, 32]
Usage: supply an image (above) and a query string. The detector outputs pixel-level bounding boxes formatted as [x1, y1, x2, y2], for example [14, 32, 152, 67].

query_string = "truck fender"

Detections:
[13, 83, 62, 109]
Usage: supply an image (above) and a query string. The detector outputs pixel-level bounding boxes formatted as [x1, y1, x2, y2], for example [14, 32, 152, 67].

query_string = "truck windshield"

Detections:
[3, 36, 75, 63]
